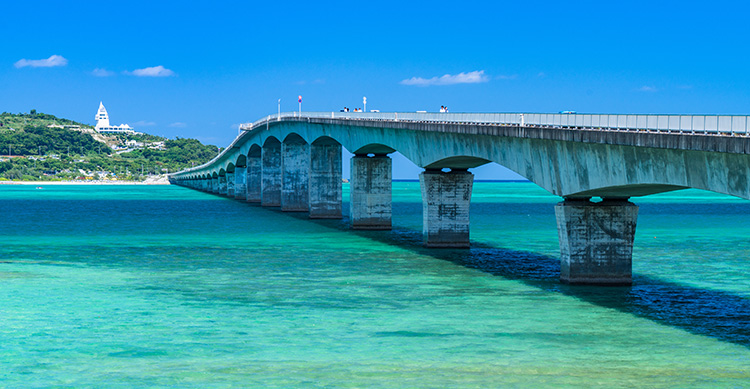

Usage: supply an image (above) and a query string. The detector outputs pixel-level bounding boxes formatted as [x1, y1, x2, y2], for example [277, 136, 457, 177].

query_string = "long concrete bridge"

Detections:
[170, 111, 750, 285]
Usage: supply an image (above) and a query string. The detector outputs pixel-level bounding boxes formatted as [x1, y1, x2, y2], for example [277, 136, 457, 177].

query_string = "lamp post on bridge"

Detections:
[298, 95, 302, 115]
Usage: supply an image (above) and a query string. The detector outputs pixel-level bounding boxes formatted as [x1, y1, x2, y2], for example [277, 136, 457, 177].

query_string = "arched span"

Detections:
[312, 136, 341, 146]
[248, 144, 262, 157]
[263, 137, 280, 148]
[425, 156, 491, 170]
[235, 154, 247, 168]
[283, 133, 307, 145]
[567, 184, 690, 198]
[218, 168, 226, 176]
[353, 143, 396, 155]
[225, 163, 235, 173]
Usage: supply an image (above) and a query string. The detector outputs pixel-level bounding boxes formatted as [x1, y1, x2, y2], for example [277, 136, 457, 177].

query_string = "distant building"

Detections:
[125, 140, 143, 148]
[95, 102, 135, 134]
[147, 141, 166, 150]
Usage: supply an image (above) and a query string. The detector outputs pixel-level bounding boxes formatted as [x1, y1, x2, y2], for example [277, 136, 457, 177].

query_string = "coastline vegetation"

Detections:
[0, 111, 219, 181]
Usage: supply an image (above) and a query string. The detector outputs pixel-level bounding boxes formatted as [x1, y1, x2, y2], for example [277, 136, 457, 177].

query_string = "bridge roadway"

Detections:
[170, 111, 750, 285]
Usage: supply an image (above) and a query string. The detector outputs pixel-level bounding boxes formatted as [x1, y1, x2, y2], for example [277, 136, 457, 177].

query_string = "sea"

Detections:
[1, 182, 748, 387]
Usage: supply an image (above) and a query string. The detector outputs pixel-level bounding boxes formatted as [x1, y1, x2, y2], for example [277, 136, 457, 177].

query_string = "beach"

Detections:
[0, 176, 170, 185]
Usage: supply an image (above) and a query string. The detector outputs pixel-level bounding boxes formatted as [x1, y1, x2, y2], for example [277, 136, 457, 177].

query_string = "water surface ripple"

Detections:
[1, 183, 749, 387]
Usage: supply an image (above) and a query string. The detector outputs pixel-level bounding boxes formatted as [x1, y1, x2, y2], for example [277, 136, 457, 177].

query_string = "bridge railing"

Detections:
[240, 111, 750, 135]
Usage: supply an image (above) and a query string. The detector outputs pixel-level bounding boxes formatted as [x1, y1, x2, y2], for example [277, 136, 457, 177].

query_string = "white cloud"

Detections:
[132, 120, 156, 126]
[127, 65, 175, 77]
[637, 85, 658, 92]
[400, 70, 489, 86]
[14, 55, 68, 68]
[169, 122, 187, 128]
[92, 68, 115, 77]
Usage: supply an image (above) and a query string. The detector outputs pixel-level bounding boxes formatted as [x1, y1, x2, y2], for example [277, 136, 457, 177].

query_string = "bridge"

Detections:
[169, 111, 750, 285]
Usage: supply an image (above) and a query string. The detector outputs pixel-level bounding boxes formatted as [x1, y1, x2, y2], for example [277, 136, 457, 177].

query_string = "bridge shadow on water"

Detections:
[268, 207, 750, 349]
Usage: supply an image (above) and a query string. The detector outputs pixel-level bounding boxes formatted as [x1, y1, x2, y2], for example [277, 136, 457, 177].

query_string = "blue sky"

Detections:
[2, 1, 750, 179]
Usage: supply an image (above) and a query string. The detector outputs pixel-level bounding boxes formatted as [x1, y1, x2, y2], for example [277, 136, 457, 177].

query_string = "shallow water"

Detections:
[1, 183, 748, 387]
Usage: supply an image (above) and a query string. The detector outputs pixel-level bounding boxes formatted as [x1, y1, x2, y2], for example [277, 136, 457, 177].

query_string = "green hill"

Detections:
[0, 110, 220, 181]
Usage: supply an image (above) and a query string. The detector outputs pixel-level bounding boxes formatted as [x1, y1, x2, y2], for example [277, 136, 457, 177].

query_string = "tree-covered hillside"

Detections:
[0, 110, 220, 181]
[0, 124, 110, 156]
[0, 110, 83, 130]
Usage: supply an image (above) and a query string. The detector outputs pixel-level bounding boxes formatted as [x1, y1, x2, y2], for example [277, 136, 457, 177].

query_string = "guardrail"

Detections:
[177, 111, 750, 177]
[239, 111, 750, 135]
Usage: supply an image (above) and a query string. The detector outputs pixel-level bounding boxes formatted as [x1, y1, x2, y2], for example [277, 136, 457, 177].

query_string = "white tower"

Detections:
[95, 101, 110, 129]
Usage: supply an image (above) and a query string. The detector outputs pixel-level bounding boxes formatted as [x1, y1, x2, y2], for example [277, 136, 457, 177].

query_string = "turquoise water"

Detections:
[1, 183, 749, 387]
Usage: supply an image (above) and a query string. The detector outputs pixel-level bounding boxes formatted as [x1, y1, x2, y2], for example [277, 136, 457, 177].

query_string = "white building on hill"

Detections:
[95, 102, 135, 134]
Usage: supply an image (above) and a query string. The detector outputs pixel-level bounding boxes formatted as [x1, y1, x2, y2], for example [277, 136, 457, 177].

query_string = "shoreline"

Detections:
[0, 180, 171, 186]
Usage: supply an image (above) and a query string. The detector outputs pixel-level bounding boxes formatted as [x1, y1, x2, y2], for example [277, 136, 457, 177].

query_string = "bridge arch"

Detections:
[263, 136, 280, 148]
[352, 143, 396, 155]
[311, 136, 341, 147]
[235, 154, 247, 167]
[283, 133, 307, 145]
[424, 156, 492, 170]
[248, 144, 261, 157]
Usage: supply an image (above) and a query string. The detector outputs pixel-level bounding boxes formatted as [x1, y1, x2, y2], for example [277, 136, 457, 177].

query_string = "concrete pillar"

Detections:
[350, 154, 392, 230]
[226, 172, 235, 197]
[212, 177, 219, 193]
[234, 167, 247, 200]
[203, 179, 210, 192]
[281, 138, 310, 212]
[419, 169, 473, 248]
[218, 175, 228, 195]
[309, 141, 342, 218]
[247, 156, 262, 202]
[555, 198, 638, 285]
[261, 142, 281, 207]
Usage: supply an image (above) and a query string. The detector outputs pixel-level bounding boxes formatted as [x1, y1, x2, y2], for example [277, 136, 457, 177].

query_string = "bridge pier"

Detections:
[212, 177, 219, 193]
[420, 169, 474, 248]
[281, 136, 310, 212]
[218, 175, 228, 195]
[203, 179, 210, 192]
[261, 140, 282, 207]
[247, 154, 261, 202]
[309, 140, 342, 218]
[555, 198, 638, 285]
[234, 167, 246, 199]
[226, 172, 235, 197]
[350, 154, 392, 230]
